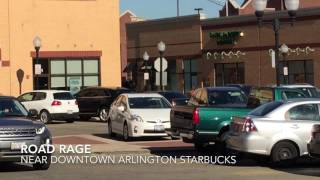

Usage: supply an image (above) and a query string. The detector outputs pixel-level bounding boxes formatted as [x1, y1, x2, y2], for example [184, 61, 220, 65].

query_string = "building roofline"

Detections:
[120, 10, 137, 18]
[202, 7, 320, 27]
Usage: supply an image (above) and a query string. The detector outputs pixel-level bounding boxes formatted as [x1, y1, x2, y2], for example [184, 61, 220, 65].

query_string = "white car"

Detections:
[108, 93, 172, 141]
[18, 90, 79, 124]
[227, 99, 320, 165]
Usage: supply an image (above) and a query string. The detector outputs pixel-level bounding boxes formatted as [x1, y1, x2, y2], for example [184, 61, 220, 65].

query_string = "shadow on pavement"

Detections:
[92, 133, 169, 142]
[0, 163, 34, 172]
[271, 157, 320, 177]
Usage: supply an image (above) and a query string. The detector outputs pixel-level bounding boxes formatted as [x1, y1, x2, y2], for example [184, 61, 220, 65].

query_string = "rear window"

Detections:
[250, 88, 274, 104]
[208, 90, 247, 105]
[249, 101, 283, 116]
[54, 92, 74, 100]
[299, 88, 319, 98]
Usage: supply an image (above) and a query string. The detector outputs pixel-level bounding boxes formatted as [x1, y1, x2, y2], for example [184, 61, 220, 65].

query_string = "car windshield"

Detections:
[249, 101, 284, 116]
[129, 97, 171, 109]
[0, 99, 28, 118]
[54, 92, 74, 100]
[208, 90, 248, 105]
[298, 88, 319, 98]
[159, 92, 187, 102]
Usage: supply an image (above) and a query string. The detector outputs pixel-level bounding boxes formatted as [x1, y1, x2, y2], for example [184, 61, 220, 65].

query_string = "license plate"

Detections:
[11, 142, 26, 150]
[67, 110, 73, 114]
[154, 125, 165, 132]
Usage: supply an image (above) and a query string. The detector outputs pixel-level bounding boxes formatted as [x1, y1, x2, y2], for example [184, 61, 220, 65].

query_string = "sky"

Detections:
[120, 0, 245, 19]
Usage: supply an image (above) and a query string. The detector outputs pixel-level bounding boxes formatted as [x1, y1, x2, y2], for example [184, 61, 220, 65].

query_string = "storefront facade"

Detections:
[0, 0, 121, 96]
[126, 7, 320, 93]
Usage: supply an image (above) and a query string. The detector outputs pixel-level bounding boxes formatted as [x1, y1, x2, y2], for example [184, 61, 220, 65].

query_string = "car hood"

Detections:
[0, 117, 42, 127]
[130, 109, 171, 122]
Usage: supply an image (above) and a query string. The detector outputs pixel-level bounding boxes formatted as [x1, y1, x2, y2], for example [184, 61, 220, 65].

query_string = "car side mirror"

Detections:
[28, 109, 38, 119]
[247, 96, 260, 109]
[117, 106, 125, 112]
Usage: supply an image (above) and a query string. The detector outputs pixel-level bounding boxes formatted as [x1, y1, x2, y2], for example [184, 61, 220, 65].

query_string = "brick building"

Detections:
[126, 6, 320, 93]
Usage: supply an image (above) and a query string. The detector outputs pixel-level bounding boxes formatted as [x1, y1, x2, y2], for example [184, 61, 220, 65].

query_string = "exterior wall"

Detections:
[127, 15, 202, 61]
[202, 8, 320, 87]
[0, 0, 121, 96]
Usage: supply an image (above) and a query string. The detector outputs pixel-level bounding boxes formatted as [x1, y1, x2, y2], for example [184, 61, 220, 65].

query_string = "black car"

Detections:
[0, 96, 52, 170]
[157, 91, 188, 106]
[75, 87, 132, 121]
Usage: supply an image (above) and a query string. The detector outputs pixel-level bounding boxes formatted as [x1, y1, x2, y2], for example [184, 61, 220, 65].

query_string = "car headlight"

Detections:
[36, 126, 46, 135]
[131, 115, 143, 122]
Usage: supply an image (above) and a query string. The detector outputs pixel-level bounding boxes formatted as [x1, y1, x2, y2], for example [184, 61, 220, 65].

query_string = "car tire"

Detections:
[33, 154, 51, 170]
[123, 123, 131, 141]
[108, 120, 116, 137]
[99, 107, 109, 122]
[271, 141, 298, 167]
[215, 131, 228, 154]
[39, 110, 52, 124]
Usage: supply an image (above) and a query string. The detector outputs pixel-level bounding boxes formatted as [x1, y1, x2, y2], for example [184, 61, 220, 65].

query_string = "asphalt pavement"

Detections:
[1, 120, 319, 179]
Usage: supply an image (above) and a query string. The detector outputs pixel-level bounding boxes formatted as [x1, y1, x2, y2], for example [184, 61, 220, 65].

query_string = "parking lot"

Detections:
[1, 120, 319, 179]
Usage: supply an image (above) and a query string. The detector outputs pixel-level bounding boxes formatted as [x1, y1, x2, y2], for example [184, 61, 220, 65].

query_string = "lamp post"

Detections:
[142, 51, 150, 91]
[253, 0, 299, 86]
[280, 44, 289, 84]
[157, 41, 166, 91]
[33, 36, 42, 90]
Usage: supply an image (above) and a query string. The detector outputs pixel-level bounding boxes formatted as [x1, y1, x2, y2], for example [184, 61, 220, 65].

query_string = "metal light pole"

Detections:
[142, 51, 150, 91]
[33, 36, 42, 90]
[157, 41, 166, 91]
[194, 8, 203, 15]
[280, 44, 289, 84]
[253, 0, 299, 86]
[177, 0, 180, 17]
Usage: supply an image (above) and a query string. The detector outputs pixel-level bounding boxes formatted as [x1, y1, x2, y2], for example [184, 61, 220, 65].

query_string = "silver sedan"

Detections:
[227, 99, 320, 164]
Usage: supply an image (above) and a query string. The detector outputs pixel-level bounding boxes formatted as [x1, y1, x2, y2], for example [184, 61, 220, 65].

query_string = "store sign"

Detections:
[69, 77, 81, 95]
[209, 31, 243, 45]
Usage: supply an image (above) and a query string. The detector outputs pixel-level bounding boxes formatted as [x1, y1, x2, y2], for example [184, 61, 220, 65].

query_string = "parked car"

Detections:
[226, 84, 252, 96]
[281, 84, 319, 98]
[108, 93, 172, 141]
[227, 99, 320, 165]
[75, 87, 132, 121]
[0, 96, 52, 170]
[249, 86, 309, 106]
[18, 90, 79, 124]
[157, 91, 189, 106]
[166, 87, 254, 152]
[308, 124, 320, 158]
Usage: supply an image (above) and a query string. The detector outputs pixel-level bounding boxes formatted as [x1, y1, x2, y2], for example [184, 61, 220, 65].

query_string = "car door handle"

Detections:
[290, 124, 299, 129]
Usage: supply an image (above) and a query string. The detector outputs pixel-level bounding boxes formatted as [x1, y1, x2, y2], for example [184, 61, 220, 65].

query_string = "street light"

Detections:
[253, 0, 299, 86]
[33, 36, 42, 90]
[157, 41, 166, 91]
[280, 44, 289, 84]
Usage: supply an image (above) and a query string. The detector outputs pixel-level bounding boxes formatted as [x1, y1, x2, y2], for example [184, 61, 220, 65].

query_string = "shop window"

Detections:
[215, 63, 245, 86]
[183, 60, 198, 93]
[34, 58, 100, 91]
[279, 60, 314, 85]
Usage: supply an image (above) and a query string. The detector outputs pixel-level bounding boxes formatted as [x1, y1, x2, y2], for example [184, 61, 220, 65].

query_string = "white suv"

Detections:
[18, 90, 79, 124]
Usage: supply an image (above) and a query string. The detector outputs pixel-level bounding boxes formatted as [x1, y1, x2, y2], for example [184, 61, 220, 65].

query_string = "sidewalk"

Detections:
[53, 134, 194, 155]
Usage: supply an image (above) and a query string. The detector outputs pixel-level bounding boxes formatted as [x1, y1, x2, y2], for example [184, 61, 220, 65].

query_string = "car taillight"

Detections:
[192, 108, 200, 125]
[51, 100, 62, 106]
[242, 117, 257, 133]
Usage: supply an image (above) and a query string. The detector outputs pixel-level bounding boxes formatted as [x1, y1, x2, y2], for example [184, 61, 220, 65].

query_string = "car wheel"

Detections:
[108, 120, 116, 137]
[99, 107, 109, 122]
[215, 131, 228, 154]
[33, 154, 51, 170]
[123, 123, 131, 141]
[271, 141, 298, 167]
[39, 110, 51, 124]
